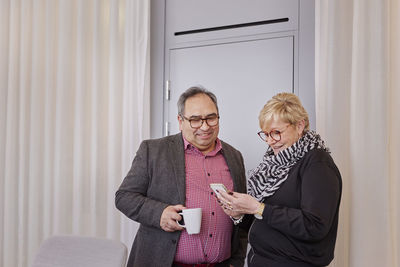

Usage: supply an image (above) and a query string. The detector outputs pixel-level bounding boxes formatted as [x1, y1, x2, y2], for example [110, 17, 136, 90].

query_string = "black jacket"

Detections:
[246, 148, 342, 267]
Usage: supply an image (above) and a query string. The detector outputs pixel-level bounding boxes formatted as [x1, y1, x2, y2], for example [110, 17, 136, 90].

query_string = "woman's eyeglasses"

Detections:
[257, 124, 291, 142]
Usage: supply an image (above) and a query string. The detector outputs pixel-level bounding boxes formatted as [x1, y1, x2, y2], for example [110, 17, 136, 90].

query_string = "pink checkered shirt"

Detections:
[174, 137, 234, 264]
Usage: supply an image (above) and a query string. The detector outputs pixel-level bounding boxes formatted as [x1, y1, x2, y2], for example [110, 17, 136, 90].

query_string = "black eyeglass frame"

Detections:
[180, 114, 220, 129]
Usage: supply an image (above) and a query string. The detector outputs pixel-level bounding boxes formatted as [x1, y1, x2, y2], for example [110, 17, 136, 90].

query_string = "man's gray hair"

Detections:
[177, 86, 219, 116]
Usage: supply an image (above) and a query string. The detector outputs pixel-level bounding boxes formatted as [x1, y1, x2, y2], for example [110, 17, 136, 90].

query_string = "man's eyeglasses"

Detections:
[257, 124, 291, 142]
[181, 114, 220, 129]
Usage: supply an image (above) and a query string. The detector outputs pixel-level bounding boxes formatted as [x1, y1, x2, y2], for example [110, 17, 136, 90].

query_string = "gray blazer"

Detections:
[115, 133, 248, 267]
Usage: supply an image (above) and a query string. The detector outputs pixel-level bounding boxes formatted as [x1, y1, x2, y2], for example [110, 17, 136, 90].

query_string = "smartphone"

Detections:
[210, 183, 228, 197]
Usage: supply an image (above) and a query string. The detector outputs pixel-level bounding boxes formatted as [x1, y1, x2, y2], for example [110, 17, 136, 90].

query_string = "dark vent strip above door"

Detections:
[174, 18, 289, 36]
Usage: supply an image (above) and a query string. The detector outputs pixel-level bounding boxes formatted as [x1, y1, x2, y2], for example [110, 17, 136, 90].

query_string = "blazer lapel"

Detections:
[221, 141, 241, 192]
[168, 133, 186, 204]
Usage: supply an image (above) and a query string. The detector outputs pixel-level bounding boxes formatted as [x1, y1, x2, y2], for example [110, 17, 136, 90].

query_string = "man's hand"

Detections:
[160, 204, 185, 232]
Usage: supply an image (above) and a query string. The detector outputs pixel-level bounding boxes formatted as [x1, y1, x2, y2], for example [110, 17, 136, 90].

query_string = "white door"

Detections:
[166, 36, 294, 172]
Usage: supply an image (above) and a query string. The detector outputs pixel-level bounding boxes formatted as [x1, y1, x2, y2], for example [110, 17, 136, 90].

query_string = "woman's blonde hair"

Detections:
[259, 92, 309, 133]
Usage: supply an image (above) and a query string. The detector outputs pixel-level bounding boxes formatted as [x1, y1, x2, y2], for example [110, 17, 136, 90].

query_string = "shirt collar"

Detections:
[182, 135, 223, 156]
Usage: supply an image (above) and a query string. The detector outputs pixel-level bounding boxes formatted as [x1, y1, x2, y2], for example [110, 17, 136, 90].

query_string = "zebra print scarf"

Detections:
[247, 130, 329, 202]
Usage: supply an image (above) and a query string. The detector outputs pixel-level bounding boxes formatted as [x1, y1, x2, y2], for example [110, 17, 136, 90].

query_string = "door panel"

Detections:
[167, 36, 293, 172]
[166, 0, 298, 45]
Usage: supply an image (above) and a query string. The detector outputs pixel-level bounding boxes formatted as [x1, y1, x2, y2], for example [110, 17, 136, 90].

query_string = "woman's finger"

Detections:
[219, 190, 235, 202]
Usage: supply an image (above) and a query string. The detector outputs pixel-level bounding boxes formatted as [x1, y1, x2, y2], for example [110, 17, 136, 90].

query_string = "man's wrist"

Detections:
[230, 215, 244, 225]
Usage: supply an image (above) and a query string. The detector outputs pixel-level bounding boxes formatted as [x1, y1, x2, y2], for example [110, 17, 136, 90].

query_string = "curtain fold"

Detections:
[316, 0, 400, 266]
[389, 1, 400, 265]
[0, 0, 150, 266]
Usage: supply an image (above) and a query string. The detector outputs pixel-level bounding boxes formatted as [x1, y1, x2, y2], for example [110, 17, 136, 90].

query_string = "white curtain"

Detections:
[316, 0, 400, 266]
[0, 0, 150, 266]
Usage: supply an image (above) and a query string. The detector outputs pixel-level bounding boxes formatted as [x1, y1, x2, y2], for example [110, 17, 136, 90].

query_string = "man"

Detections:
[115, 86, 247, 267]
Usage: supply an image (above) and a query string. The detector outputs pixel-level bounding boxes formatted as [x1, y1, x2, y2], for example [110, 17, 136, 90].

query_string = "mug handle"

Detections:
[176, 212, 186, 227]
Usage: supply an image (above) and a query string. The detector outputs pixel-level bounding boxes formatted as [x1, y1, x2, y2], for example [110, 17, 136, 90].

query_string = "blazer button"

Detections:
[172, 239, 176, 244]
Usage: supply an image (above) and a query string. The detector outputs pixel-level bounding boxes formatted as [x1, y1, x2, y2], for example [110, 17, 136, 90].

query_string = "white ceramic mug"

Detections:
[177, 208, 202, 235]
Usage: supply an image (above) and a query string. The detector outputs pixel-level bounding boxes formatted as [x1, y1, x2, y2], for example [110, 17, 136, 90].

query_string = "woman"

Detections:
[218, 92, 342, 267]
